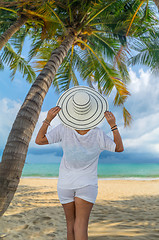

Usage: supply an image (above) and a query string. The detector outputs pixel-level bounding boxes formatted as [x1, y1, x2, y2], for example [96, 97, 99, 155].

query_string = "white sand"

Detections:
[0, 178, 159, 240]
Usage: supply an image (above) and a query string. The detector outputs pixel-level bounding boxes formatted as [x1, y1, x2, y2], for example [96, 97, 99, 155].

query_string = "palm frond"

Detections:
[10, 26, 29, 55]
[1, 43, 36, 82]
[77, 39, 130, 96]
[84, 0, 115, 26]
[91, 33, 118, 61]
[123, 106, 132, 127]
[0, 57, 4, 70]
[67, 0, 74, 24]
[114, 91, 128, 106]
[0, 7, 17, 14]
[128, 38, 159, 72]
[126, 0, 145, 37]
[31, 40, 60, 71]
[53, 54, 79, 92]
[46, 2, 66, 30]
[28, 37, 44, 62]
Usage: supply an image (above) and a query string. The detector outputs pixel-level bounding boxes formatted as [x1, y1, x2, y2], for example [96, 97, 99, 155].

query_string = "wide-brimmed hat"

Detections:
[56, 86, 109, 130]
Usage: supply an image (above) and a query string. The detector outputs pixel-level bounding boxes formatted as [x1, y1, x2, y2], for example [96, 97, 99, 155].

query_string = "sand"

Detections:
[0, 178, 159, 240]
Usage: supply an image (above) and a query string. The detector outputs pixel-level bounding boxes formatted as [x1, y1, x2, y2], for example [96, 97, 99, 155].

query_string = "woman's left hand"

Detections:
[104, 111, 116, 128]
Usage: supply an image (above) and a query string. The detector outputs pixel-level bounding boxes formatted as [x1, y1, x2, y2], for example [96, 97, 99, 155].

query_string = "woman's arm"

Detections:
[104, 111, 124, 152]
[35, 106, 61, 145]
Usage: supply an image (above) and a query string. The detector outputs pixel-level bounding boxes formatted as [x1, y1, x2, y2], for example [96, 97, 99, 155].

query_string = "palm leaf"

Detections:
[46, 2, 66, 31]
[53, 49, 79, 92]
[0, 57, 4, 70]
[10, 26, 29, 55]
[77, 39, 130, 96]
[1, 43, 36, 82]
[31, 40, 60, 71]
[128, 38, 159, 72]
[123, 107, 132, 127]
[0, 7, 17, 14]
[28, 37, 44, 62]
[126, 0, 146, 37]
[84, 1, 115, 26]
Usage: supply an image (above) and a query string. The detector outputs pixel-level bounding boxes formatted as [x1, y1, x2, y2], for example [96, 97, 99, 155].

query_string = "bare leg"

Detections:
[62, 201, 76, 240]
[74, 197, 94, 240]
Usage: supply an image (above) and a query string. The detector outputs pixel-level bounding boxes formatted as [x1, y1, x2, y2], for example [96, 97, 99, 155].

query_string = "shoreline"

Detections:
[21, 176, 159, 181]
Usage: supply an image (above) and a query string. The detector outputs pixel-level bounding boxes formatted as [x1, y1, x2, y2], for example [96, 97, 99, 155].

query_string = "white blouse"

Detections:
[45, 123, 116, 189]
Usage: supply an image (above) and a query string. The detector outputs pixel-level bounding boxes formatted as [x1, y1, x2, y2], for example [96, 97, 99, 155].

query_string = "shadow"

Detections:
[0, 184, 159, 239]
[89, 195, 159, 240]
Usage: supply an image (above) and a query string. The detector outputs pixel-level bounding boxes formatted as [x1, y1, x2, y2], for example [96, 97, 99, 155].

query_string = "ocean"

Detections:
[22, 162, 159, 180]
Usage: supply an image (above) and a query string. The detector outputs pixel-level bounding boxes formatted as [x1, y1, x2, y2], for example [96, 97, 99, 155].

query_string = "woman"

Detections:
[35, 86, 124, 240]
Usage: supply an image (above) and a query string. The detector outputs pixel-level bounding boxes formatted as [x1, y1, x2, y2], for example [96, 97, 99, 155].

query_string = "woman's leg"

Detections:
[74, 197, 94, 240]
[57, 187, 76, 240]
[62, 201, 76, 240]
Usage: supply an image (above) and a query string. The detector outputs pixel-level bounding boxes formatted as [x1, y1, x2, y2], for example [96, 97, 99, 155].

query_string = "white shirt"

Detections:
[45, 123, 116, 189]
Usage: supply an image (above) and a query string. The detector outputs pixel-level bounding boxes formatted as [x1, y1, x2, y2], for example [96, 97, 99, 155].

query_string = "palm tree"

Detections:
[0, 15, 28, 51]
[0, 0, 159, 216]
[0, 0, 57, 81]
[0, 0, 51, 50]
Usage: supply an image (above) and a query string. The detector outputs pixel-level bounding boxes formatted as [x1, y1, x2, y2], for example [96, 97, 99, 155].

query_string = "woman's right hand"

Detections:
[46, 106, 61, 122]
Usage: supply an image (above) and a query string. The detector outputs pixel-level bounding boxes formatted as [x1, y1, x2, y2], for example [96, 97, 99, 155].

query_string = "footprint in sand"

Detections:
[47, 233, 56, 237]
[23, 224, 29, 229]
[28, 225, 41, 231]
[33, 216, 52, 224]
[13, 214, 23, 218]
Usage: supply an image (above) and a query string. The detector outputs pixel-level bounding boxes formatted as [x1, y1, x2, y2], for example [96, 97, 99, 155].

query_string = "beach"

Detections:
[0, 178, 159, 240]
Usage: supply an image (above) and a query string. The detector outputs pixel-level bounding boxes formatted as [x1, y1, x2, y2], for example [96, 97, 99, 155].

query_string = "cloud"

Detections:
[127, 68, 159, 115]
[31, 110, 61, 148]
[0, 98, 21, 147]
[0, 97, 61, 150]
[119, 68, 159, 154]
[96, 67, 159, 155]
[128, 68, 151, 93]
[1, 67, 159, 156]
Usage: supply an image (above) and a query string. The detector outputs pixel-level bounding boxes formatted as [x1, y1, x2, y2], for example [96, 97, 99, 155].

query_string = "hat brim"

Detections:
[56, 86, 109, 130]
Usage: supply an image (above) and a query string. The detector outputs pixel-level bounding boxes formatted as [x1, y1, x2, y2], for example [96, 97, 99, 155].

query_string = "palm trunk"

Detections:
[153, 0, 159, 8]
[0, 33, 75, 216]
[0, 15, 28, 51]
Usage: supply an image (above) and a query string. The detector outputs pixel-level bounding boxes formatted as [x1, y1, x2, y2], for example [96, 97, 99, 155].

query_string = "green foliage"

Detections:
[0, 0, 159, 125]
[1, 43, 36, 82]
[128, 37, 159, 73]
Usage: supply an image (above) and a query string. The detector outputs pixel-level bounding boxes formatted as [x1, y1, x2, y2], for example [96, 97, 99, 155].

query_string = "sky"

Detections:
[0, 41, 159, 164]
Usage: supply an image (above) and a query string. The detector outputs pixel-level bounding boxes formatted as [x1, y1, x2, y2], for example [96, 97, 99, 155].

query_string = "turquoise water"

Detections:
[22, 163, 159, 179]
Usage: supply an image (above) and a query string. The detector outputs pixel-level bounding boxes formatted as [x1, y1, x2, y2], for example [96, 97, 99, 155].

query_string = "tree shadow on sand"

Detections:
[89, 195, 159, 240]
[0, 185, 159, 239]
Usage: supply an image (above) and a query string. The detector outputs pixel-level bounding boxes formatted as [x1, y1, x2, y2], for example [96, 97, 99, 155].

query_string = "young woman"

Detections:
[35, 86, 124, 240]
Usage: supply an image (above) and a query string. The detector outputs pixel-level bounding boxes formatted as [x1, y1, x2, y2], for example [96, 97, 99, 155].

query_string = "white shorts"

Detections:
[57, 185, 98, 204]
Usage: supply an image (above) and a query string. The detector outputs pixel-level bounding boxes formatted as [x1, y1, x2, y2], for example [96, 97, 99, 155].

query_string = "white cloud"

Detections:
[123, 126, 159, 153]
[127, 68, 159, 116]
[1, 67, 159, 156]
[119, 68, 159, 154]
[0, 98, 21, 147]
[128, 68, 151, 93]
[31, 110, 61, 148]
[0, 98, 61, 149]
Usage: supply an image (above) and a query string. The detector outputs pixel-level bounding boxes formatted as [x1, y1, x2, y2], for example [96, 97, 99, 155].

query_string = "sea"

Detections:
[22, 162, 159, 180]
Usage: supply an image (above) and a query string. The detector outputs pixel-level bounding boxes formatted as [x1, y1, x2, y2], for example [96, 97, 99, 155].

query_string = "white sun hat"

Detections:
[56, 85, 109, 130]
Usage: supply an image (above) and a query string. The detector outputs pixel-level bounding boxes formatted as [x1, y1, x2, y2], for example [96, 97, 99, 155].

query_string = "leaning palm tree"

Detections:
[0, 0, 159, 216]
[0, 0, 52, 50]
[0, 0, 58, 81]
